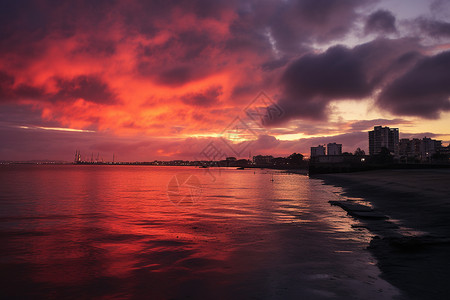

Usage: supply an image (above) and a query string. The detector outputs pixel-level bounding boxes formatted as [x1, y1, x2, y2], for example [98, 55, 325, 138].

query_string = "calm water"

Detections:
[0, 165, 400, 299]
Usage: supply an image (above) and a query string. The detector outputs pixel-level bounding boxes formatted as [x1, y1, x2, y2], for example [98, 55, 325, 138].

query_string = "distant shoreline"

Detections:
[318, 169, 450, 299]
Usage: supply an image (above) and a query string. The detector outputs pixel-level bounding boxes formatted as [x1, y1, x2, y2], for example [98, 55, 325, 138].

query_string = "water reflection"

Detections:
[0, 165, 400, 299]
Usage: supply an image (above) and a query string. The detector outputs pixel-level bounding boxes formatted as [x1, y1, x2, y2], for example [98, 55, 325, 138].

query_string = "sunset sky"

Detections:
[1, 0, 450, 161]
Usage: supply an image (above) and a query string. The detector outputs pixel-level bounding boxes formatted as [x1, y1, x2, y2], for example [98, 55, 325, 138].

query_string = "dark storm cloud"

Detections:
[0, 71, 16, 101]
[261, 58, 290, 71]
[153, 67, 194, 87]
[231, 84, 260, 99]
[226, 0, 370, 56]
[364, 10, 397, 34]
[269, 38, 424, 124]
[273, 45, 373, 121]
[0, 0, 122, 70]
[72, 39, 117, 56]
[52, 75, 118, 104]
[0, 0, 114, 43]
[137, 35, 220, 86]
[122, 0, 233, 29]
[417, 18, 450, 38]
[1, 0, 373, 90]
[377, 50, 450, 119]
[138, 31, 213, 62]
[181, 86, 223, 107]
[269, 0, 369, 53]
[0, 71, 117, 104]
[282, 46, 371, 99]
[0, 71, 45, 102]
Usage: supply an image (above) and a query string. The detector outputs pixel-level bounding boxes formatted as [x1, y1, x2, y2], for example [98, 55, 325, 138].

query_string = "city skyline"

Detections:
[1, 124, 446, 163]
[1, 117, 449, 164]
[1, 0, 450, 161]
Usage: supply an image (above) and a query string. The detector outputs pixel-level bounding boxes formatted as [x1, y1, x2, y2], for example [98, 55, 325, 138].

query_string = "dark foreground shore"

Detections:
[318, 169, 450, 299]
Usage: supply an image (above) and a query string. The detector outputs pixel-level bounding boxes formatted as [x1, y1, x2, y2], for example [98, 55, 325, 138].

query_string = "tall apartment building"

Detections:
[310, 145, 326, 157]
[399, 137, 442, 161]
[327, 143, 342, 156]
[368, 126, 399, 156]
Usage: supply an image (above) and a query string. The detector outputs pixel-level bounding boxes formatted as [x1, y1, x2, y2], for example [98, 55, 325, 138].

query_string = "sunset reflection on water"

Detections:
[0, 165, 399, 299]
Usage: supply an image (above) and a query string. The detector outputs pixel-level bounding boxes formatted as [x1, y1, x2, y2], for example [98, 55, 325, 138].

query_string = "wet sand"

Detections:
[319, 169, 450, 300]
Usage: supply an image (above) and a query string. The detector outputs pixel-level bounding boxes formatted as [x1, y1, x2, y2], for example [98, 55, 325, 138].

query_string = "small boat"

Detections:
[199, 165, 209, 168]
[236, 167, 245, 170]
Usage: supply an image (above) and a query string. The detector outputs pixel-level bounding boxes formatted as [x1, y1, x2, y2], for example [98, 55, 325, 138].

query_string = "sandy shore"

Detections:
[318, 169, 450, 300]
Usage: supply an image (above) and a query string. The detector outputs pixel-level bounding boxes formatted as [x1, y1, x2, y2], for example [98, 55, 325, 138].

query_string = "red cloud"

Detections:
[1, 1, 449, 160]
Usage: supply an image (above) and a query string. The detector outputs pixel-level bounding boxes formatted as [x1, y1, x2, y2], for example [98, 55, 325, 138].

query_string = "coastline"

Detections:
[317, 169, 450, 299]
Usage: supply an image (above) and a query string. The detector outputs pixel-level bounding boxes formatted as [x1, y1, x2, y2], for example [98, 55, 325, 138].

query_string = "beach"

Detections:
[319, 169, 450, 299]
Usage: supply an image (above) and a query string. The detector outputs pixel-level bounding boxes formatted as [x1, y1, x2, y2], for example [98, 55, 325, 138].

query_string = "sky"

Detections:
[1, 0, 450, 162]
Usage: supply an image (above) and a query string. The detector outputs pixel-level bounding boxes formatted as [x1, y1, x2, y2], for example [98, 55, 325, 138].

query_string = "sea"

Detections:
[0, 165, 401, 299]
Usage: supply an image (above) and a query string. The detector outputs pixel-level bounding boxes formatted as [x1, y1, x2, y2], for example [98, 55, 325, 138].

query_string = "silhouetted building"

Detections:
[399, 137, 442, 161]
[310, 145, 325, 157]
[235, 159, 251, 167]
[440, 144, 450, 156]
[422, 137, 441, 160]
[411, 138, 422, 158]
[369, 126, 399, 156]
[399, 139, 411, 157]
[253, 155, 274, 166]
[327, 143, 342, 156]
[314, 155, 345, 163]
[272, 157, 288, 167]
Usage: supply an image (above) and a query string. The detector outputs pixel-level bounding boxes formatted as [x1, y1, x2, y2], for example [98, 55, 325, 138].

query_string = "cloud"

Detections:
[252, 134, 280, 150]
[270, 38, 422, 124]
[349, 119, 411, 131]
[153, 66, 197, 87]
[266, 36, 435, 125]
[1, 72, 118, 106]
[181, 86, 223, 107]
[267, 0, 370, 52]
[417, 18, 450, 38]
[0, 71, 46, 103]
[364, 10, 397, 34]
[1, 0, 450, 161]
[275, 45, 371, 121]
[0, 0, 379, 136]
[401, 132, 440, 139]
[51, 75, 118, 104]
[282, 46, 371, 99]
[377, 50, 450, 118]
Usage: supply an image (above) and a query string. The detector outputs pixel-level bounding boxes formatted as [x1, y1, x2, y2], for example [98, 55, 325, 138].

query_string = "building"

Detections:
[399, 138, 410, 156]
[314, 155, 345, 163]
[421, 137, 441, 160]
[310, 145, 326, 157]
[411, 138, 422, 157]
[368, 126, 399, 156]
[440, 144, 450, 156]
[399, 137, 442, 161]
[253, 155, 274, 165]
[327, 143, 342, 156]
